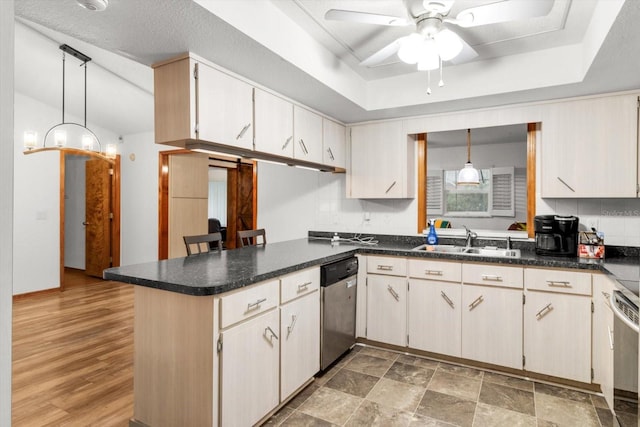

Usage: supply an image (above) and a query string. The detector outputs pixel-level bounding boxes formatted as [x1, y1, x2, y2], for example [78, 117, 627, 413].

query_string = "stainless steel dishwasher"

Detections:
[320, 256, 358, 370]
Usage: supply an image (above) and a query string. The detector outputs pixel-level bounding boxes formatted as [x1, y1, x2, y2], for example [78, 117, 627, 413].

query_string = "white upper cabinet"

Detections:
[293, 106, 324, 164]
[196, 62, 254, 150]
[322, 118, 346, 169]
[254, 88, 294, 157]
[348, 121, 415, 198]
[541, 94, 638, 198]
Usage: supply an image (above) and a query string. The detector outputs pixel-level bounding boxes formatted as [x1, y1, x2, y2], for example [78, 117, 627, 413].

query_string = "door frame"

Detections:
[158, 150, 257, 259]
[59, 151, 121, 289]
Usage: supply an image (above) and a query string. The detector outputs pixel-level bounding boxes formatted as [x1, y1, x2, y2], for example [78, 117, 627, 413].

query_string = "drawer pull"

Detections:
[298, 139, 309, 155]
[286, 314, 298, 338]
[247, 297, 267, 311]
[236, 123, 251, 140]
[297, 282, 312, 291]
[481, 274, 502, 282]
[535, 303, 553, 319]
[264, 326, 279, 341]
[468, 295, 484, 310]
[387, 285, 400, 301]
[547, 281, 571, 288]
[557, 176, 576, 192]
[440, 291, 454, 309]
[385, 181, 397, 194]
[327, 147, 335, 160]
[425, 270, 443, 276]
[377, 265, 394, 271]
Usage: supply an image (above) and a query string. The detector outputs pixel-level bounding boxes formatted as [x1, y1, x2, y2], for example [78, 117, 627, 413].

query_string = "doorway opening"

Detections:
[60, 152, 121, 289]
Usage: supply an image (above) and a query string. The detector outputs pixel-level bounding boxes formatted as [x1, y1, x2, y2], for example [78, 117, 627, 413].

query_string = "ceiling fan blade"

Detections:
[360, 38, 404, 67]
[324, 9, 411, 26]
[454, 0, 554, 28]
[448, 34, 478, 65]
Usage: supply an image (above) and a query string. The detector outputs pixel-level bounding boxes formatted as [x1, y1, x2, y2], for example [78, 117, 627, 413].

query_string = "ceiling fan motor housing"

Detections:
[76, 0, 109, 12]
[417, 15, 445, 37]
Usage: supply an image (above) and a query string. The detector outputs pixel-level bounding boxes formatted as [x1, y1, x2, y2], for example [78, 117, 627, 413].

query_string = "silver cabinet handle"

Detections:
[440, 291, 454, 309]
[607, 325, 614, 350]
[327, 147, 335, 160]
[297, 282, 311, 291]
[535, 303, 553, 319]
[282, 136, 293, 150]
[236, 123, 251, 140]
[265, 326, 279, 341]
[387, 285, 400, 301]
[557, 177, 575, 192]
[377, 265, 394, 271]
[547, 281, 571, 288]
[481, 275, 503, 282]
[385, 181, 397, 194]
[286, 314, 298, 337]
[247, 297, 267, 311]
[298, 139, 309, 154]
[468, 295, 484, 310]
[425, 270, 443, 276]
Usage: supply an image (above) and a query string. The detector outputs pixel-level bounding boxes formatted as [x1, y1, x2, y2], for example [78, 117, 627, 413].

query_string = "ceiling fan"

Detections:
[325, 0, 555, 69]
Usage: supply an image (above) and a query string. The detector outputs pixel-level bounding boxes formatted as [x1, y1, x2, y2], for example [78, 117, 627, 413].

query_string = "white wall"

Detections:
[0, 1, 13, 423]
[13, 93, 118, 295]
[119, 132, 169, 265]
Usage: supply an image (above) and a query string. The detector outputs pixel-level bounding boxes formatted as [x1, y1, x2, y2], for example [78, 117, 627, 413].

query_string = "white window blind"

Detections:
[427, 169, 443, 215]
[491, 166, 515, 217]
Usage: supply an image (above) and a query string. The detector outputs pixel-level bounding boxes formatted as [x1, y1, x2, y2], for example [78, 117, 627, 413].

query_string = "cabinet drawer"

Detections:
[462, 263, 523, 289]
[524, 268, 592, 296]
[281, 267, 319, 304]
[219, 279, 279, 329]
[367, 256, 407, 276]
[409, 259, 461, 282]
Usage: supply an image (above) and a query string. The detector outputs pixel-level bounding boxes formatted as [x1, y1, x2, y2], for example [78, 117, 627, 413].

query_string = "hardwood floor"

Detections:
[12, 277, 134, 426]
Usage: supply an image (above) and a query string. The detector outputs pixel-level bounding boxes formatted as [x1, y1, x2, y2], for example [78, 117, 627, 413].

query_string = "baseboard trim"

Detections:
[12, 287, 59, 302]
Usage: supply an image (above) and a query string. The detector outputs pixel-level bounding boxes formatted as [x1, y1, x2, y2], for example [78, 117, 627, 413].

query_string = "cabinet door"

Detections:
[523, 291, 592, 383]
[254, 89, 294, 157]
[349, 121, 413, 199]
[592, 275, 615, 410]
[462, 285, 523, 369]
[220, 309, 279, 427]
[541, 95, 638, 197]
[293, 106, 323, 164]
[366, 275, 406, 347]
[322, 118, 346, 169]
[280, 291, 320, 400]
[408, 279, 461, 357]
[196, 63, 254, 150]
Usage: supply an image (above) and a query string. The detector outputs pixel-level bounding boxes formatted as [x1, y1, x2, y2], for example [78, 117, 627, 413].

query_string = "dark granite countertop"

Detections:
[104, 233, 640, 297]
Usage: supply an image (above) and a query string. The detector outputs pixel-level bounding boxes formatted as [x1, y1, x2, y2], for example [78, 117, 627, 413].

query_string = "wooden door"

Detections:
[366, 275, 407, 347]
[227, 161, 256, 249]
[85, 159, 112, 278]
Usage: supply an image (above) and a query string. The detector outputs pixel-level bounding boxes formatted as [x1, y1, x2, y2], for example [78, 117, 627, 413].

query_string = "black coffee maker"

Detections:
[534, 215, 580, 256]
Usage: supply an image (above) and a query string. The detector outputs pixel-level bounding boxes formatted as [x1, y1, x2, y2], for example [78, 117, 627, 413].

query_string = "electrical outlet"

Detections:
[364, 212, 371, 221]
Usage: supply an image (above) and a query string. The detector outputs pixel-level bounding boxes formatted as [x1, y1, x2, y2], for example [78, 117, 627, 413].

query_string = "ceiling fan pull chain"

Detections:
[438, 57, 444, 87]
[427, 70, 432, 95]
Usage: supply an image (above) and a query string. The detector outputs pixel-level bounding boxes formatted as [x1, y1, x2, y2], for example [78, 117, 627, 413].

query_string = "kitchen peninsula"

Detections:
[104, 234, 638, 427]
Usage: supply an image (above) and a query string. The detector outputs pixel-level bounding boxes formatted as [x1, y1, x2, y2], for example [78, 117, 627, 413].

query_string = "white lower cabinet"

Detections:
[280, 291, 320, 400]
[523, 268, 592, 383]
[219, 309, 280, 427]
[366, 274, 407, 347]
[408, 279, 461, 357]
[461, 284, 523, 369]
[592, 274, 616, 410]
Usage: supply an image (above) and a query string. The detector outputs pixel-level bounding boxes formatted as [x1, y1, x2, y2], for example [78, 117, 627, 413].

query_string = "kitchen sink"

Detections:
[412, 244, 521, 258]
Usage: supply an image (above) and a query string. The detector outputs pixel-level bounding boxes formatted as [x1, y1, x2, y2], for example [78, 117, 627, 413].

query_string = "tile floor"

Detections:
[264, 345, 638, 427]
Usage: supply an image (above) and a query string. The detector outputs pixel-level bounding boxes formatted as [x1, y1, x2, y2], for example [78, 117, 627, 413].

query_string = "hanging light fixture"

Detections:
[457, 129, 480, 185]
[23, 44, 112, 161]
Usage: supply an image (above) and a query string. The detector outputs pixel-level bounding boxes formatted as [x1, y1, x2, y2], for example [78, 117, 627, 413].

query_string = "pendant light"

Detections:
[456, 128, 480, 185]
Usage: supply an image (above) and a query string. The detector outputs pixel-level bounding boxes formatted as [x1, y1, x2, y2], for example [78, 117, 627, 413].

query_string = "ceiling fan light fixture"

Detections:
[417, 40, 439, 70]
[397, 33, 424, 64]
[433, 29, 463, 61]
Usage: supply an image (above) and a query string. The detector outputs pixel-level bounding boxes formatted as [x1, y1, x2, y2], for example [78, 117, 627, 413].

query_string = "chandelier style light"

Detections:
[456, 129, 480, 185]
[23, 44, 116, 161]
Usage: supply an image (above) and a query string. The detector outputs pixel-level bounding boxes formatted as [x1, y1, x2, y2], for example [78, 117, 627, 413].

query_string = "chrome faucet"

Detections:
[463, 226, 477, 248]
[506, 236, 512, 250]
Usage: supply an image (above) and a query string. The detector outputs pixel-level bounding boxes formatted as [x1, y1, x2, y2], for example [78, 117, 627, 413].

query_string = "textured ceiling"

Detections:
[13, 0, 640, 134]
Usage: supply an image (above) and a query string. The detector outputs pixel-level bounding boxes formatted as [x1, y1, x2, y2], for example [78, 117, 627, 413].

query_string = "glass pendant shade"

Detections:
[457, 162, 480, 185]
[433, 29, 463, 61]
[417, 39, 439, 70]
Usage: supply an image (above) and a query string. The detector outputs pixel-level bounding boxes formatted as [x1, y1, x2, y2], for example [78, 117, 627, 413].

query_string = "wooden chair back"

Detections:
[237, 229, 266, 247]
[183, 232, 223, 255]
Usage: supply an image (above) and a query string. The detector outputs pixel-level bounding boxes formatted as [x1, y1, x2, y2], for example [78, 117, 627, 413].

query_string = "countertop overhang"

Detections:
[104, 237, 639, 297]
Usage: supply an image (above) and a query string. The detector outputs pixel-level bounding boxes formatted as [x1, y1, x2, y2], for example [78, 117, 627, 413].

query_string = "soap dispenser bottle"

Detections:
[426, 220, 439, 245]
